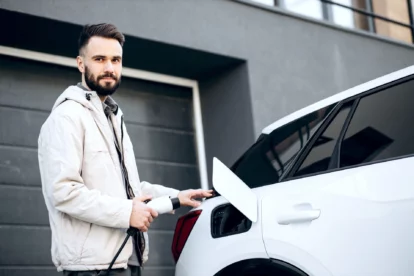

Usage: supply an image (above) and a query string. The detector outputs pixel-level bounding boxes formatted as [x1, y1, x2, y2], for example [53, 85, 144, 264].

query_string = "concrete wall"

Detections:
[199, 63, 255, 183]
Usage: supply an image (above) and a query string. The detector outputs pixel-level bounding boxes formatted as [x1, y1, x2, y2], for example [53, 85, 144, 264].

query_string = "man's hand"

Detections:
[177, 189, 214, 208]
[129, 195, 158, 232]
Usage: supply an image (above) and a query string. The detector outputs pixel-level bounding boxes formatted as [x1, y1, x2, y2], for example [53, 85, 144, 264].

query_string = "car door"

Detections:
[261, 76, 414, 276]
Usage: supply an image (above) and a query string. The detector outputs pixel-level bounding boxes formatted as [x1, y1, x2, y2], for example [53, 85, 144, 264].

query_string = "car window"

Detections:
[293, 101, 353, 177]
[230, 103, 336, 189]
[339, 80, 414, 167]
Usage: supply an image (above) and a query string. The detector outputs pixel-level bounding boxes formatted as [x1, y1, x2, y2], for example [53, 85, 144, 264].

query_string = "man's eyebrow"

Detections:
[91, 55, 122, 60]
[91, 55, 106, 59]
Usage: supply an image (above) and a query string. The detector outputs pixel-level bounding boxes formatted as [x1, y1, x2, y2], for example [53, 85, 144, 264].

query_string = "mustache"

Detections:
[98, 73, 117, 80]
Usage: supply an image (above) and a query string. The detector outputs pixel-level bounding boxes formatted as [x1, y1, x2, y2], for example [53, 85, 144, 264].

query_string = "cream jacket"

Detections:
[38, 85, 179, 272]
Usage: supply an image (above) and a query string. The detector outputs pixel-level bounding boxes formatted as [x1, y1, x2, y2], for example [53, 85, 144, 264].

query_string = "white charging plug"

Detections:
[146, 195, 174, 214]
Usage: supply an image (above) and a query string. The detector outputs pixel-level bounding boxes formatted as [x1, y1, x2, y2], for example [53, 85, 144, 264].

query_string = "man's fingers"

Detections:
[187, 199, 201, 208]
[148, 216, 153, 223]
[143, 211, 150, 218]
[191, 189, 213, 198]
[149, 208, 158, 218]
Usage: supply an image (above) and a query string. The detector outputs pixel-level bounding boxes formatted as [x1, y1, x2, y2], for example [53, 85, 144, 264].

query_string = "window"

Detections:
[249, 0, 414, 44]
[331, 0, 373, 31]
[372, 0, 412, 44]
[230, 103, 336, 188]
[339, 80, 414, 167]
[293, 101, 353, 177]
[284, 0, 324, 20]
[251, 0, 277, 6]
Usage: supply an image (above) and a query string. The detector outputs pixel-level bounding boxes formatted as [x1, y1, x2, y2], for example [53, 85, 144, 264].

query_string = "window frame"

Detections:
[229, 102, 338, 186]
[276, 101, 342, 180]
[291, 99, 359, 178]
[283, 74, 414, 182]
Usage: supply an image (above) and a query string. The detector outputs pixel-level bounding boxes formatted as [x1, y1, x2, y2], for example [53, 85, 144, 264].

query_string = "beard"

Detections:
[84, 66, 121, 96]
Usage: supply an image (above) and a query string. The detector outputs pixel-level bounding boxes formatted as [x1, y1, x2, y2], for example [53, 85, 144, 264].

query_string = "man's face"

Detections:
[78, 36, 123, 96]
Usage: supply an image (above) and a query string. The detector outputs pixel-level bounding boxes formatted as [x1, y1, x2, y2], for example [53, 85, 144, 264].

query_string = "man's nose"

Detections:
[103, 61, 114, 73]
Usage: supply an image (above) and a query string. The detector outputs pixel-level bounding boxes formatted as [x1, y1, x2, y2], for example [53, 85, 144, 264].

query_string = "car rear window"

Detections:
[230, 103, 336, 189]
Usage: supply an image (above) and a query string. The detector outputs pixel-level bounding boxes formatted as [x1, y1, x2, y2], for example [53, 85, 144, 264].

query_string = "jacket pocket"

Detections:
[80, 223, 93, 262]
[59, 214, 91, 265]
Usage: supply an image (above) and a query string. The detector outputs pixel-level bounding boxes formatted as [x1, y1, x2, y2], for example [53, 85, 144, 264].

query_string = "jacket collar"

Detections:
[77, 82, 119, 115]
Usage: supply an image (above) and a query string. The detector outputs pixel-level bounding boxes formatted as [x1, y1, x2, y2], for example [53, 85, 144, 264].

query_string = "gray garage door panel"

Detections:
[0, 268, 60, 276]
[0, 226, 53, 265]
[0, 107, 47, 148]
[137, 161, 199, 190]
[0, 186, 48, 225]
[116, 89, 193, 131]
[127, 123, 196, 164]
[0, 55, 200, 276]
[146, 231, 175, 267]
[139, 268, 174, 276]
[0, 147, 40, 186]
[0, 56, 79, 112]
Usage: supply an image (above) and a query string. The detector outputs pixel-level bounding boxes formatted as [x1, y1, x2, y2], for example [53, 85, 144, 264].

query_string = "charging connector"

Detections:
[105, 196, 181, 275]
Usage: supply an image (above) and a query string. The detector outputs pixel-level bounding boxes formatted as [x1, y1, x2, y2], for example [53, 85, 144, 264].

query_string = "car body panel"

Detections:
[174, 194, 267, 276]
[261, 157, 414, 276]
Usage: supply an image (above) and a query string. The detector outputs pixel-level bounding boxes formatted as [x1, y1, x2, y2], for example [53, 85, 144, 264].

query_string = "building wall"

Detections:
[1, 0, 414, 165]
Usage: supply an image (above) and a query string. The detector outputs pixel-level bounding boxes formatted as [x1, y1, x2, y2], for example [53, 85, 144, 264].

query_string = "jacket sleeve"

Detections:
[140, 181, 180, 198]
[38, 112, 132, 229]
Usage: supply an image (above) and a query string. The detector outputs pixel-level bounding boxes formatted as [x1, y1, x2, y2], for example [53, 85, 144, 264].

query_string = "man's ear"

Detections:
[76, 56, 85, 73]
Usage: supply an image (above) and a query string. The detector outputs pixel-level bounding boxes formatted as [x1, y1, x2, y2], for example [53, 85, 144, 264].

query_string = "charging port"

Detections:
[211, 203, 252, 238]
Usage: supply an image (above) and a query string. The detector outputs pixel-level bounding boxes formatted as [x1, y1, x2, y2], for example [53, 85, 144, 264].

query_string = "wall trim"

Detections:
[0, 45, 209, 191]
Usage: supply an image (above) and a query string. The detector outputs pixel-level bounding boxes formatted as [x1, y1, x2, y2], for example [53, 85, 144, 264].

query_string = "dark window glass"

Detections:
[340, 80, 414, 167]
[230, 103, 336, 189]
[293, 102, 353, 177]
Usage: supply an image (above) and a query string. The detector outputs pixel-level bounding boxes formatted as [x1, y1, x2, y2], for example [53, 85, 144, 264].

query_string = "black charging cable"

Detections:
[104, 197, 180, 275]
[105, 227, 139, 274]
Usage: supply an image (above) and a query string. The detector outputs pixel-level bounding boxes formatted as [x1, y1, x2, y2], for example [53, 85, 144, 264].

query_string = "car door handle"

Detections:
[276, 209, 321, 225]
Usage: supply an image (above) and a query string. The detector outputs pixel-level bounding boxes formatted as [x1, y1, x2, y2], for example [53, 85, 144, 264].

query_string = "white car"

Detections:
[171, 65, 414, 276]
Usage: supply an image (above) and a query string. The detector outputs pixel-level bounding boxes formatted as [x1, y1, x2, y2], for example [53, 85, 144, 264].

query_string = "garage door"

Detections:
[0, 54, 200, 276]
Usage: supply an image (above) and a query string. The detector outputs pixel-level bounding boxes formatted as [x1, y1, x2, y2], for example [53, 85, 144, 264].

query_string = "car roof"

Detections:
[262, 65, 414, 134]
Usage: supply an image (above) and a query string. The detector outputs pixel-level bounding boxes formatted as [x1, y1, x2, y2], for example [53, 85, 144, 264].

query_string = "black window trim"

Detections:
[276, 103, 340, 180]
[278, 100, 342, 180]
[282, 98, 346, 180]
[282, 73, 414, 182]
[328, 98, 360, 170]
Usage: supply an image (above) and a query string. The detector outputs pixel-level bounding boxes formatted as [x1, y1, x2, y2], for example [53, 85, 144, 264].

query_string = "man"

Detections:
[38, 23, 212, 276]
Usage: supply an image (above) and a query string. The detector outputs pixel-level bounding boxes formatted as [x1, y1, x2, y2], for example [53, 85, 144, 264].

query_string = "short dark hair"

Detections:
[78, 23, 125, 55]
